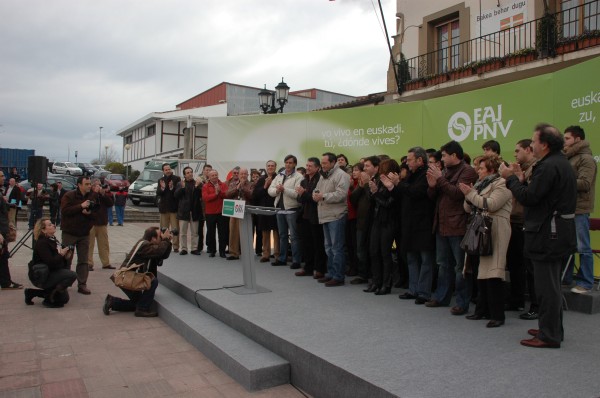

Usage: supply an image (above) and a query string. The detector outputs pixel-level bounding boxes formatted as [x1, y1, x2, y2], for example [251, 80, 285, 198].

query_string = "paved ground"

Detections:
[0, 222, 305, 398]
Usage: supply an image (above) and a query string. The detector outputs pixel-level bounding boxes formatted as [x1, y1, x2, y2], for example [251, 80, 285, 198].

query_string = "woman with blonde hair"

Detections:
[25, 218, 77, 307]
[459, 155, 512, 327]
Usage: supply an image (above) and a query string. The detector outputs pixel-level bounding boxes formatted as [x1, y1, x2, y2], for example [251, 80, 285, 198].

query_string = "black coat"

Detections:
[393, 166, 435, 252]
[33, 235, 70, 271]
[252, 174, 278, 231]
[174, 179, 202, 221]
[298, 173, 320, 224]
[506, 151, 577, 261]
[157, 174, 181, 213]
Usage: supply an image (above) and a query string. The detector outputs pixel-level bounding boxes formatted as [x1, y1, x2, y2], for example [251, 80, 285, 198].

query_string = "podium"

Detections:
[223, 203, 294, 295]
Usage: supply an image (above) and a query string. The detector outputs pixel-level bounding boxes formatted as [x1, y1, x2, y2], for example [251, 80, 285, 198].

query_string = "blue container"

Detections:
[0, 148, 35, 182]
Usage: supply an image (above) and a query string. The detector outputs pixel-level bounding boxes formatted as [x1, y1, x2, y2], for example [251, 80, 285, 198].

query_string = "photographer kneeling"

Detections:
[103, 226, 172, 317]
[26, 218, 77, 307]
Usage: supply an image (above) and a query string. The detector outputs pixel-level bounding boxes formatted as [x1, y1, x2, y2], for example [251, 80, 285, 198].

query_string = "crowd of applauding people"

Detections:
[151, 122, 592, 348]
[2, 122, 593, 348]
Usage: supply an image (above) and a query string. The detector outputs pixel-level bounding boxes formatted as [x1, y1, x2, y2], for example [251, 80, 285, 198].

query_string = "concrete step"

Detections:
[562, 285, 600, 314]
[154, 286, 290, 392]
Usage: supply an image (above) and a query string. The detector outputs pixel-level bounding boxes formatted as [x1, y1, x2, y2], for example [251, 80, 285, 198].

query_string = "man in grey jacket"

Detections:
[313, 152, 350, 287]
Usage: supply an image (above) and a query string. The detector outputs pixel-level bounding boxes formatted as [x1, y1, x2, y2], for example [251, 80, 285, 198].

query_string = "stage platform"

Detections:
[155, 254, 600, 398]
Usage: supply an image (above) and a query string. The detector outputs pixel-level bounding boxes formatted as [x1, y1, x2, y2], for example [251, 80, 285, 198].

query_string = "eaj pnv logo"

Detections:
[447, 105, 513, 142]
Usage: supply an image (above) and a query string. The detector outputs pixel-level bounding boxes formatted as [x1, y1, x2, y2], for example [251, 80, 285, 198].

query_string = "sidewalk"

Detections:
[0, 222, 303, 398]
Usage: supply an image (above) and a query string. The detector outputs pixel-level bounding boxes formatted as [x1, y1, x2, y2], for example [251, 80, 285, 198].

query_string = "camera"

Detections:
[62, 244, 75, 251]
[160, 227, 179, 237]
[87, 200, 99, 211]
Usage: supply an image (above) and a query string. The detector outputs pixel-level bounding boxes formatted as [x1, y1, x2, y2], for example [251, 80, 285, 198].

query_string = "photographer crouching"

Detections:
[25, 218, 77, 307]
[103, 226, 172, 317]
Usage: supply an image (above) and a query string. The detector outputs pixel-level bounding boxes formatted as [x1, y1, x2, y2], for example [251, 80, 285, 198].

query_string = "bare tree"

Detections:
[91, 145, 120, 165]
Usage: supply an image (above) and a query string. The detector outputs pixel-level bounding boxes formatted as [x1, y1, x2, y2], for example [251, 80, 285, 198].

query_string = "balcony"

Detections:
[398, 0, 600, 95]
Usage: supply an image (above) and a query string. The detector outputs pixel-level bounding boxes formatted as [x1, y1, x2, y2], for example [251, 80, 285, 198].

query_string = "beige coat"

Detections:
[464, 177, 512, 280]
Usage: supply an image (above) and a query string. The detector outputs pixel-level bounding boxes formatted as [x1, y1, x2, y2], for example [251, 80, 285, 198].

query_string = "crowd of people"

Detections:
[0, 122, 594, 348]
[148, 122, 588, 349]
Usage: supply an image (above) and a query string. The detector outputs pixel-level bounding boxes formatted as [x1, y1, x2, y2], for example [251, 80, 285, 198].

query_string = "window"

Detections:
[125, 135, 132, 144]
[435, 19, 460, 73]
[147, 125, 156, 137]
[560, 0, 599, 38]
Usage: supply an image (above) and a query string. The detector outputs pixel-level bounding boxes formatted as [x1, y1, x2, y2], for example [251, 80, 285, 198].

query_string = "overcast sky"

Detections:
[0, 0, 396, 164]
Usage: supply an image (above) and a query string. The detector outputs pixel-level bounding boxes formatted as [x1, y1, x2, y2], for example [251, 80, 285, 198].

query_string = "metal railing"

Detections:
[398, 0, 599, 92]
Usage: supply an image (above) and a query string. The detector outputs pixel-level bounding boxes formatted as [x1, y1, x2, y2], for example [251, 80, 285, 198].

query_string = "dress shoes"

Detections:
[134, 309, 158, 317]
[42, 299, 64, 308]
[363, 285, 379, 293]
[350, 277, 368, 285]
[486, 320, 505, 328]
[374, 287, 391, 295]
[290, 263, 301, 269]
[102, 265, 116, 270]
[519, 311, 539, 320]
[271, 260, 287, 266]
[325, 279, 345, 287]
[180, 250, 188, 255]
[259, 257, 270, 263]
[219, 252, 226, 258]
[313, 272, 324, 280]
[173, 248, 179, 253]
[425, 299, 442, 307]
[24, 288, 38, 305]
[398, 292, 417, 300]
[520, 336, 560, 349]
[226, 256, 239, 261]
[209, 253, 216, 258]
[466, 313, 487, 320]
[450, 306, 467, 315]
[295, 270, 312, 276]
[414, 297, 427, 305]
[527, 329, 539, 337]
[318, 277, 332, 284]
[77, 286, 91, 295]
[103, 294, 113, 316]
[190, 250, 201, 255]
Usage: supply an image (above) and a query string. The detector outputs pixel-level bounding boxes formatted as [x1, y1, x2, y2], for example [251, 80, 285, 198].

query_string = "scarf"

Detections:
[473, 173, 499, 194]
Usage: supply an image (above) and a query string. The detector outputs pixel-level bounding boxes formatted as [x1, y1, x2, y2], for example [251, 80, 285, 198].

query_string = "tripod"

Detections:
[10, 180, 41, 258]
[9, 227, 33, 258]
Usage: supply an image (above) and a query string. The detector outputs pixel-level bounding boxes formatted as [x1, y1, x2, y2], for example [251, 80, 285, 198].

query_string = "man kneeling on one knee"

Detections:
[103, 226, 173, 317]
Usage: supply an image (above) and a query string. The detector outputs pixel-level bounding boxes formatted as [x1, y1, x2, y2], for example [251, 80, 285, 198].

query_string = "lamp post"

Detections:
[98, 126, 103, 162]
[124, 144, 131, 180]
[258, 78, 290, 114]
[104, 145, 109, 164]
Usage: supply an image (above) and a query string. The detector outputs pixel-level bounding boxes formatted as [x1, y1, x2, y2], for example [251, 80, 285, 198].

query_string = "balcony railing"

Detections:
[398, 0, 600, 93]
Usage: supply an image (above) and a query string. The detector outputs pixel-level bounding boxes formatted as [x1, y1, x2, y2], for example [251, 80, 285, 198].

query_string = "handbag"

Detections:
[460, 198, 493, 256]
[28, 261, 49, 288]
[110, 241, 155, 291]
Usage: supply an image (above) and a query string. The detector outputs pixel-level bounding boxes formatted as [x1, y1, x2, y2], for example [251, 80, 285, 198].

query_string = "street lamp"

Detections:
[104, 145, 109, 164]
[124, 144, 131, 180]
[258, 78, 290, 114]
[98, 126, 103, 162]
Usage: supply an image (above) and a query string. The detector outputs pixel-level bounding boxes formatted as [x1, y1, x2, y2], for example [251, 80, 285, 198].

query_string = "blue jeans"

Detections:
[323, 217, 346, 281]
[115, 206, 125, 225]
[407, 250, 434, 299]
[432, 234, 471, 310]
[276, 209, 301, 264]
[564, 214, 594, 289]
[107, 207, 114, 225]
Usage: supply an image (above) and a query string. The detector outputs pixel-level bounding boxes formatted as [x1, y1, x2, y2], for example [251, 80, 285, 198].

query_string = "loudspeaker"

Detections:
[28, 156, 47, 184]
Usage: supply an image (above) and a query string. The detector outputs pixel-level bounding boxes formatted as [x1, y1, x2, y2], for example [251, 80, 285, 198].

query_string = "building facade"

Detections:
[117, 82, 356, 172]
[387, 0, 600, 101]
